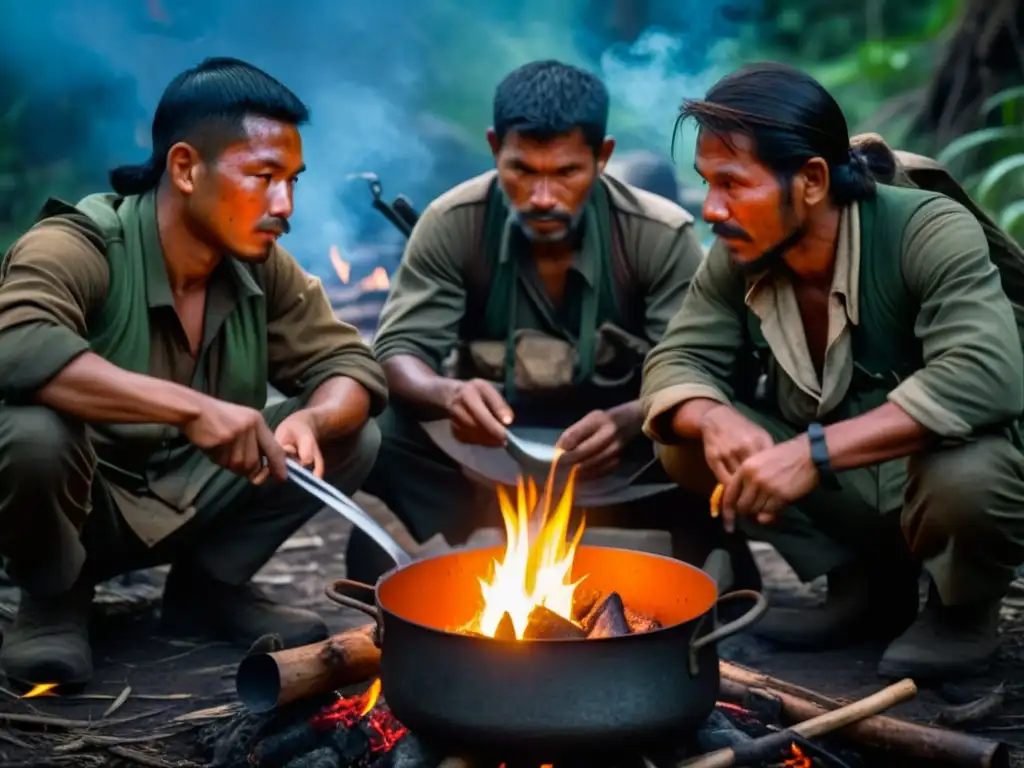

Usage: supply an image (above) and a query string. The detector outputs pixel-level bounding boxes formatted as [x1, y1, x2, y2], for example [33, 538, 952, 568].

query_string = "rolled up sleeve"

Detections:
[0, 219, 109, 400]
[888, 197, 1024, 436]
[265, 246, 388, 415]
[641, 242, 747, 441]
[372, 204, 468, 370]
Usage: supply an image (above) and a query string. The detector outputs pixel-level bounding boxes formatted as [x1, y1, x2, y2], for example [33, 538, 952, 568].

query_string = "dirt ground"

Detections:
[0, 495, 1021, 768]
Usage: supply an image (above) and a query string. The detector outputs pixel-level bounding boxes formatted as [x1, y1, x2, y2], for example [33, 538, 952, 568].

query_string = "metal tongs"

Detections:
[286, 458, 412, 567]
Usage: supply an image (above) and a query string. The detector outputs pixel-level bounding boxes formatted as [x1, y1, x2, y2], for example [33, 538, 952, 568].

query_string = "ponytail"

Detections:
[108, 154, 164, 197]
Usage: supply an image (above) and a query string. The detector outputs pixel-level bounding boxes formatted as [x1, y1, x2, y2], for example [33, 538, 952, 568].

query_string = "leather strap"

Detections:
[808, 422, 841, 490]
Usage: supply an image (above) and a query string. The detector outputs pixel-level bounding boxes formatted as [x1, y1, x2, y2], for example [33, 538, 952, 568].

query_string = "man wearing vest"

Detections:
[642, 62, 1024, 681]
[0, 58, 388, 688]
[345, 60, 713, 584]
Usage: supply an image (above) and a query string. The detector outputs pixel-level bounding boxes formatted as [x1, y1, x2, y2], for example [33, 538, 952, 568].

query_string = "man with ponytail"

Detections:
[0, 57, 387, 688]
[642, 62, 1024, 680]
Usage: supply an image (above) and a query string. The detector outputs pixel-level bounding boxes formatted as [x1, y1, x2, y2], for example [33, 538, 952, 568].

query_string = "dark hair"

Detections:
[109, 57, 309, 197]
[492, 60, 609, 154]
[676, 62, 875, 206]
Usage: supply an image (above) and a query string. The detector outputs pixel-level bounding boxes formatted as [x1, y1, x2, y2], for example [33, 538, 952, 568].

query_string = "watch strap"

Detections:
[808, 422, 840, 490]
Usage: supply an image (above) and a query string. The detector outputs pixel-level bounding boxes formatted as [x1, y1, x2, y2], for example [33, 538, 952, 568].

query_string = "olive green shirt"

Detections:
[0, 205, 388, 544]
[373, 170, 705, 373]
[642, 195, 1024, 442]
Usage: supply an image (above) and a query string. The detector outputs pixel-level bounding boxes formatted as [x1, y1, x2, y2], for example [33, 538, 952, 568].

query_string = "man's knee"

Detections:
[322, 420, 382, 493]
[657, 440, 717, 498]
[0, 406, 91, 492]
[904, 436, 1024, 540]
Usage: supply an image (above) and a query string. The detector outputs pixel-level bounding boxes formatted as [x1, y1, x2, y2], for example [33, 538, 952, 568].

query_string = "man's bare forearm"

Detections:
[381, 355, 459, 418]
[821, 402, 934, 471]
[35, 352, 203, 426]
[301, 376, 372, 439]
[671, 397, 729, 439]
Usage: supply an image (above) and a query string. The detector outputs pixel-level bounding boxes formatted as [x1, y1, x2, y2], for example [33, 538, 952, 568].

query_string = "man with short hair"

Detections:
[0, 57, 387, 688]
[642, 62, 1024, 680]
[346, 60, 711, 583]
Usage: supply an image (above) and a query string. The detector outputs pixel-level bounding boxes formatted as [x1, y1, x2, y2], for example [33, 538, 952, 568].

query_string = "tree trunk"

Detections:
[911, 0, 1024, 147]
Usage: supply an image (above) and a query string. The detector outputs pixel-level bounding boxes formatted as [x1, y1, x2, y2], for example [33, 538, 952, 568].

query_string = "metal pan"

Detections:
[326, 546, 766, 762]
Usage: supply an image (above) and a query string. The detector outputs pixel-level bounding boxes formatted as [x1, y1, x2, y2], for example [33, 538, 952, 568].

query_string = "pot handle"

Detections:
[325, 578, 381, 622]
[689, 589, 768, 653]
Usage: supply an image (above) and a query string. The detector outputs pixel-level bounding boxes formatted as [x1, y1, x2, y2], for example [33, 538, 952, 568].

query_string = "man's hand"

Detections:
[699, 404, 775, 483]
[718, 437, 819, 532]
[556, 409, 629, 479]
[275, 411, 325, 477]
[181, 399, 288, 484]
[447, 379, 514, 446]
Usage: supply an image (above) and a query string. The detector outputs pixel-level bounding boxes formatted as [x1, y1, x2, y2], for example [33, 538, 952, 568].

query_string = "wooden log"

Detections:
[494, 612, 517, 641]
[683, 679, 918, 768]
[585, 592, 631, 639]
[523, 606, 586, 640]
[236, 624, 380, 713]
[717, 663, 1011, 768]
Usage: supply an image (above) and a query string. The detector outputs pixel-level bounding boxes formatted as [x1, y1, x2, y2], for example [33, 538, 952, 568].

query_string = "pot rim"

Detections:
[327, 544, 766, 644]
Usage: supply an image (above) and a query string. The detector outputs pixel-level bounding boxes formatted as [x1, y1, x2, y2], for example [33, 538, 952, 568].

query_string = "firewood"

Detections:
[523, 606, 586, 640]
[585, 592, 631, 639]
[572, 588, 603, 622]
[624, 606, 662, 634]
[494, 612, 517, 641]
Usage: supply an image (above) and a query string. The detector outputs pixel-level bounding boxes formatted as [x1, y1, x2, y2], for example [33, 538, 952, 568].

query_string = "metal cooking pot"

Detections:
[327, 545, 766, 761]
[285, 461, 767, 761]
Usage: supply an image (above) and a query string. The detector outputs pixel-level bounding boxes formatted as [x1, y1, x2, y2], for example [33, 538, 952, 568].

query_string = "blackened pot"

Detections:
[327, 545, 766, 761]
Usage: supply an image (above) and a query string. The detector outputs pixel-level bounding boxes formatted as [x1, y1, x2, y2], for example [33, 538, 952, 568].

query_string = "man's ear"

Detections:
[166, 142, 202, 195]
[798, 157, 830, 207]
[486, 128, 501, 159]
[596, 137, 616, 174]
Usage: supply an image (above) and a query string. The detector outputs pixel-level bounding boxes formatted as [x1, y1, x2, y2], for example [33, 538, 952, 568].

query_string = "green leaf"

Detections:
[975, 154, 1024, 205]
[982, 86, 1024, 120]
[998, 200, 1024, 240]
[936, 127, 1024, 167]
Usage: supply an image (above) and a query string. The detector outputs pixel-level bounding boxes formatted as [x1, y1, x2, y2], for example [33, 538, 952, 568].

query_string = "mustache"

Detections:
[256, 218, 291, 236]
[711, 222, 752, 241]
[518, 209, 573, 225]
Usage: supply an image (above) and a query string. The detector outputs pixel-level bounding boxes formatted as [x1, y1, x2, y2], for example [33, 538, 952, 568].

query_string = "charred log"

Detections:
[523, 606, 587, 640]
[494, 612, 517, 641]
[624, 606, 662, 634]
[572, 587, 603, 622]
[584, 592, 631, 639]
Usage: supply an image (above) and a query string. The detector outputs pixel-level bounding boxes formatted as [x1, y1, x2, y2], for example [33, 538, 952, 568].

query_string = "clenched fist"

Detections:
[182, 398, 288, 484]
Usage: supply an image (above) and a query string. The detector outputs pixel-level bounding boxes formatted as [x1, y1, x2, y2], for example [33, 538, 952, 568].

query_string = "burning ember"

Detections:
[330, 245, 392, 292]
[784, 744, 812, 768]
[310, 678, 408, 754]
[470, 463, 585, 639]
[21, 682, 58, 698]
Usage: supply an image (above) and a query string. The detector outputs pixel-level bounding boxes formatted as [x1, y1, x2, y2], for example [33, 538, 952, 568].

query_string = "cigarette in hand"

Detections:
[710, 483, 723, 518]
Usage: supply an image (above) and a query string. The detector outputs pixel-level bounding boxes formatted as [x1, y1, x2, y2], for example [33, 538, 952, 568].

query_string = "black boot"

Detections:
[751, 560, 920, 650]
[0, 584, 94, 689]
[878, 584, 1002, 681]
[160, 565, 328, 648]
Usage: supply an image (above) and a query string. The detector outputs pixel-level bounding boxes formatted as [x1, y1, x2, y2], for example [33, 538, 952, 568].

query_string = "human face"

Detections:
[183, 115, 305, 262]
[488, 127, 614, 244]
[694, 129, 804, 273]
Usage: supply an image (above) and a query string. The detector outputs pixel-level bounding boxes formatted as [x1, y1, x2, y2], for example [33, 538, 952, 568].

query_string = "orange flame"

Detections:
[329, 245, 351, 284]
[784, 743, 812, 768]
[22, 683, 58, 698]
[328, 245, 391, 292]
[470, 458, 586, 639]
[359, 678, 382, 717]
[359, 266, 391, 292]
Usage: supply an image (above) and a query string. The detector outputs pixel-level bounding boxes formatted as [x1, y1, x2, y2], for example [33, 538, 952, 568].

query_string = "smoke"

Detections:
[2, 0, 755, 278]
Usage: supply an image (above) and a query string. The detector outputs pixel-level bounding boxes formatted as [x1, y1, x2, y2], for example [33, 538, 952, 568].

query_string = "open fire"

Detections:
[460, 461, 662, 643]
[330, 245, 392, 293]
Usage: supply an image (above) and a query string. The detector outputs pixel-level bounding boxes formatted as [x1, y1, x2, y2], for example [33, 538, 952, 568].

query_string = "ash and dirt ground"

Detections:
[0, 494, 1022, 768]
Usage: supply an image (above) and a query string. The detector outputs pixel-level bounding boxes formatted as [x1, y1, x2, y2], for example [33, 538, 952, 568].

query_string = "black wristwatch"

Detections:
[807, 422, 841, 490]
